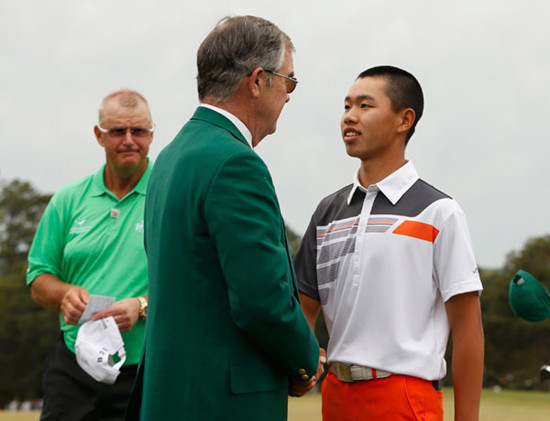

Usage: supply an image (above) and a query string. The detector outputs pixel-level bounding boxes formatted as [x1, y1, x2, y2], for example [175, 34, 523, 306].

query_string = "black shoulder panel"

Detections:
[371, 179, 451, 217]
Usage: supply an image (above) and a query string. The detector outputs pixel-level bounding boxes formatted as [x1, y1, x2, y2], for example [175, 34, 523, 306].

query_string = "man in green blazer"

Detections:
[126, 15, 322, 421]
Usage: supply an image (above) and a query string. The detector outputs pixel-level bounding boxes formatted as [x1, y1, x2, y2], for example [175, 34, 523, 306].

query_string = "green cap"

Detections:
[509, 270, 550, 322]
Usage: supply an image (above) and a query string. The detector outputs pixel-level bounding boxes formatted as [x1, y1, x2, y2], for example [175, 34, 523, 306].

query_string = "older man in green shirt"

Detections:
[27, 89, 153, 420]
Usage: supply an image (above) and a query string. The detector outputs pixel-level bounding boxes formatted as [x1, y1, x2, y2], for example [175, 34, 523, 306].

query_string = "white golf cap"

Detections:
[75, 316, 126, 384]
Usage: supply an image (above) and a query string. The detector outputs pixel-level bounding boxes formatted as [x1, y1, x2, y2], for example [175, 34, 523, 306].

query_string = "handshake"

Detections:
[289, 348, 327, 397]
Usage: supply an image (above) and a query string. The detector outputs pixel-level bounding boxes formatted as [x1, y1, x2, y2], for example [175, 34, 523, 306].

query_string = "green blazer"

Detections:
[128, 107, 319, 421]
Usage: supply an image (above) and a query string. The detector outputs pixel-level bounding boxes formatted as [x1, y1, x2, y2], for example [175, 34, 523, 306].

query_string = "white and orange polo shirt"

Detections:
[294, 161, 482, 381]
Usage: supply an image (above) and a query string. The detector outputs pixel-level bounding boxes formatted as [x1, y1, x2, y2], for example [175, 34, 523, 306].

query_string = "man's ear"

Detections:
[247, 67, 264, 98]
[94, 126, 105, 146]
[397, 108, 415, 135]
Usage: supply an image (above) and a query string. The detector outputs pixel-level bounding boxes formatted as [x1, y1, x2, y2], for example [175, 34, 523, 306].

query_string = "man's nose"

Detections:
[122, 129, 135, 143]
[343, 109, 358, 124]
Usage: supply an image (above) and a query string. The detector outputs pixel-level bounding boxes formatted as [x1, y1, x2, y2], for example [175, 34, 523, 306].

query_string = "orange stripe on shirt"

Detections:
[393, 220, 439, 243]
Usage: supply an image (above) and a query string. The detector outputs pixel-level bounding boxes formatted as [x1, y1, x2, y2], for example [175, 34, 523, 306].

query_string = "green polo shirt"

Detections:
[27, 161, 151, 365]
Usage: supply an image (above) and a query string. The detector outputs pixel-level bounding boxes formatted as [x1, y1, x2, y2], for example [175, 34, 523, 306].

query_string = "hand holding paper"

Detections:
[91, 297, 142, 332]
[78, 294, 115, 324]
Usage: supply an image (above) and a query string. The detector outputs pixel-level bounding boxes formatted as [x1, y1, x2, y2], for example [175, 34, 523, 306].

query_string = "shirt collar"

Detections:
[199, 104, 253, 148]
[90, 158, 152, 198]
[347, 161, 419, 205]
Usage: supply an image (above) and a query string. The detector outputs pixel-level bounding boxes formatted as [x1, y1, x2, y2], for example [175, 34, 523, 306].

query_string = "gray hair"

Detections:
[197, 15, 294, 102]
[98, 89, 152, 126]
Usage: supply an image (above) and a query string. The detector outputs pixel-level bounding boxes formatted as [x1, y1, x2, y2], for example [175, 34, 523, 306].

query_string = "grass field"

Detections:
[2, 388, 550, 420]
[288, 388, 550, 421]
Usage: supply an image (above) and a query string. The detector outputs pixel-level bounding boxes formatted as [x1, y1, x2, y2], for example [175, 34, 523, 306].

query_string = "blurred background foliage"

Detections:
[0, 179, 57, 405]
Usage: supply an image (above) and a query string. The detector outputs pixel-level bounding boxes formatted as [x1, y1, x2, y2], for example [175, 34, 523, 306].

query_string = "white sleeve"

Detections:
[434, 204, 483, 302]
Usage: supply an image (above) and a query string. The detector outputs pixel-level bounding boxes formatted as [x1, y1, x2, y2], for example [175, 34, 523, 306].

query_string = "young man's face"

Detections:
[341, 76, 404, 161]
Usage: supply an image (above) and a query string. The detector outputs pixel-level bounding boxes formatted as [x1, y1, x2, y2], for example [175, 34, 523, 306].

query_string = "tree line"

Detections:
[1, 178, 550, 405]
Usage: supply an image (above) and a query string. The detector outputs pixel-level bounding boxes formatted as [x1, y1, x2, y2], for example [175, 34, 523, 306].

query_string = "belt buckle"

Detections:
[333, 362, 353, 383]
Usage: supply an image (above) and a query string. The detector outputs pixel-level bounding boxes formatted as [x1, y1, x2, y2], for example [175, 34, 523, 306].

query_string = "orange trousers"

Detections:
[321, 370, 443, 421]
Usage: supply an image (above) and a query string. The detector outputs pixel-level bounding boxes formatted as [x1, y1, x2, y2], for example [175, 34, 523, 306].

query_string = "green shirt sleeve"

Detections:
[27, 196, 66, 284]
